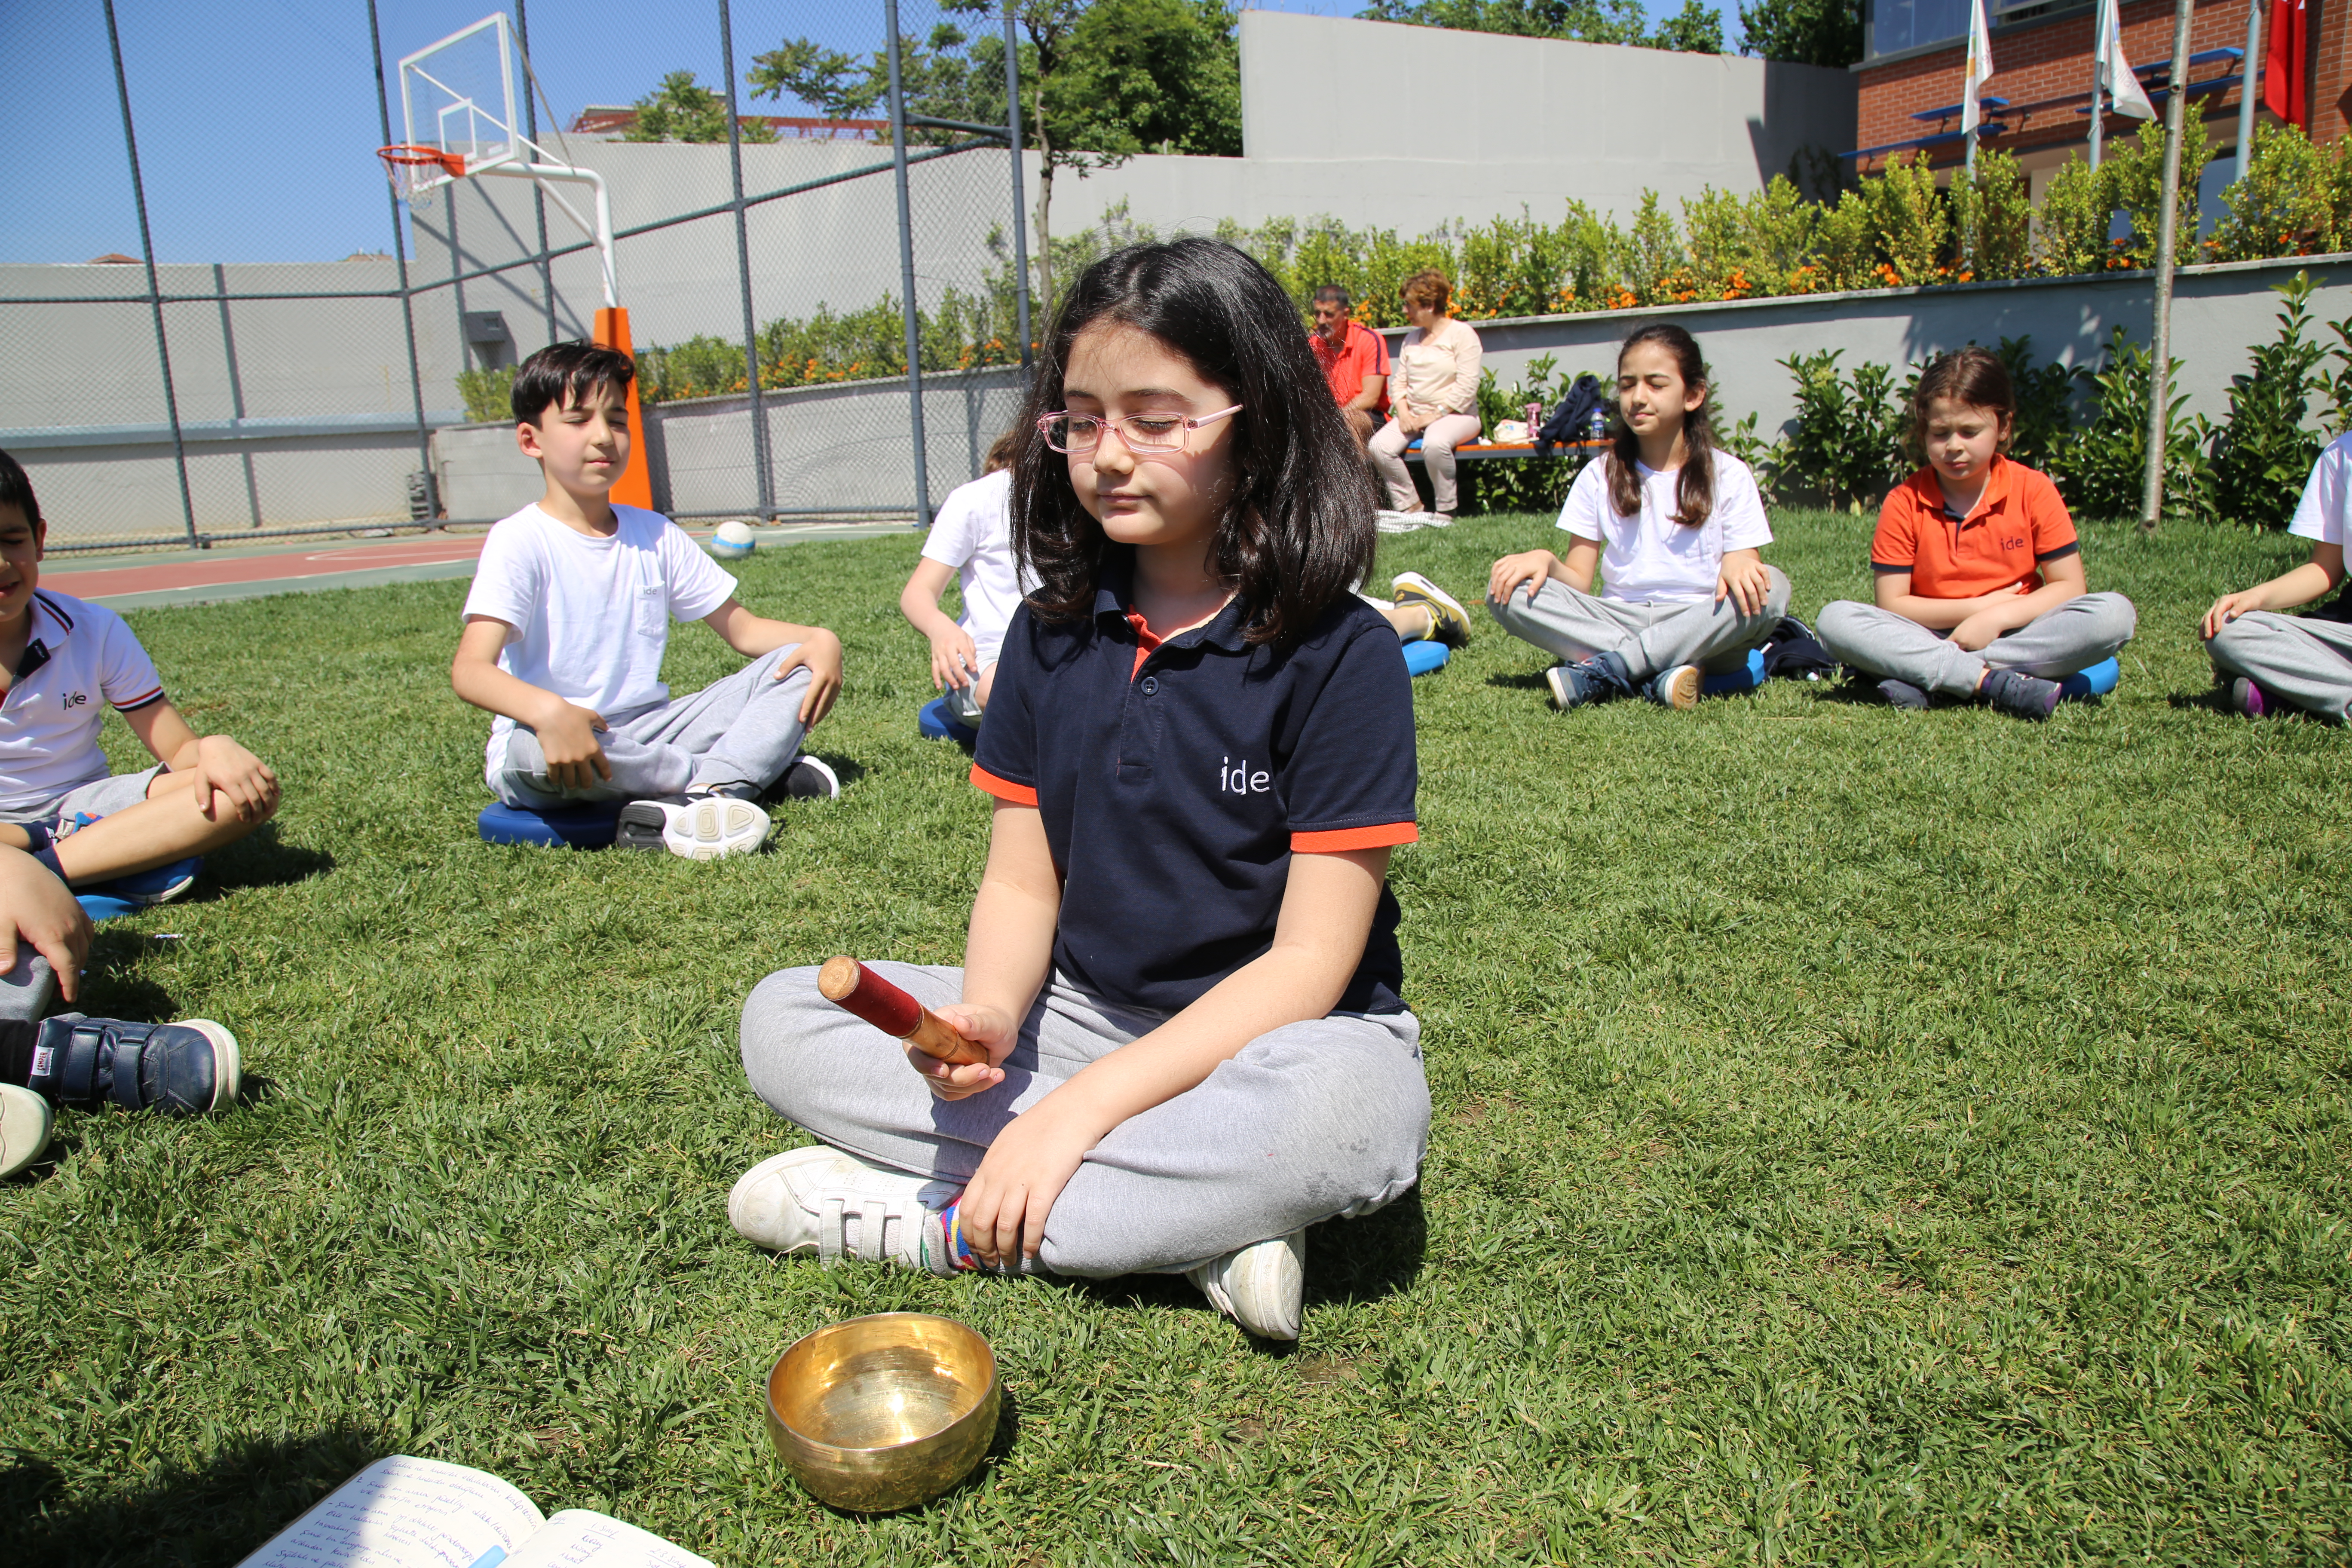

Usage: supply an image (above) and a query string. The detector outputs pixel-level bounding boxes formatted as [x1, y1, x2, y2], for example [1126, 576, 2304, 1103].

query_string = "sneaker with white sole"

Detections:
[21, 1015, 240, 1115]
[783, 756, 841, 799]
[1186, 1228, 1305, 1340]
[1645, 663, 1702, 709]
[616, 794, 772, 859]
[1390, 571, 1473, 648]
[1374, 509, 1424, 534]
[729, 1145, 962, 1275]
[0, 1082, 53, 1178]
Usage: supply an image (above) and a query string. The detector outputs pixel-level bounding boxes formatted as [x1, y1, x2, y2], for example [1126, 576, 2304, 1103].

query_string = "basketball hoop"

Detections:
[378, 144, 466, 201]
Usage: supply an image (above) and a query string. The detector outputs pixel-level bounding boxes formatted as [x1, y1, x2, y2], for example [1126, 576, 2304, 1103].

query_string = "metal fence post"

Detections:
[718, 0, 775, 518]
[1003, 6, 1032, 370]
[102, 0, 199, 550]
[212, 264, 263, 529]
[885, 0, 933, 529]
[368, 0, 440, 523]
[514, 0, 559, 347]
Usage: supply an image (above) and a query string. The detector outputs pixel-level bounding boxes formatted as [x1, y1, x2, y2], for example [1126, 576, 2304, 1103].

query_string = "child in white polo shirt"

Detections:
[899, 431, 1034, 728]
[0, 450, 282, 904]
[451, 343, 845, 859]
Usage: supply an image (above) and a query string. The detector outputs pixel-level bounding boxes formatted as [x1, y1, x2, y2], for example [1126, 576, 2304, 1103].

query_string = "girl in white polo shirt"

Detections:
[1485, 322, 1789, 710]
[898, 429, 1038, 727]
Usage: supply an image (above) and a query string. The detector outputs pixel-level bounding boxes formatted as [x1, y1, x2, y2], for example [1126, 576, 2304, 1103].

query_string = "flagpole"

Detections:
[2239, 0, 2264, 178]
[2089, 0, 2106, 170]
[2141, 0, 2198, 533]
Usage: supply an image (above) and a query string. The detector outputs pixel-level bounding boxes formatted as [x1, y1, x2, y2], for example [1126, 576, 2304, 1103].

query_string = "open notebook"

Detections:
[234, 1455, 714, 1568]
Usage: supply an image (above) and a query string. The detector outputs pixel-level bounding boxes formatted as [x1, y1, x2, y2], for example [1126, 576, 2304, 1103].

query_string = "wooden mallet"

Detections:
[817, 956, 988, 1066]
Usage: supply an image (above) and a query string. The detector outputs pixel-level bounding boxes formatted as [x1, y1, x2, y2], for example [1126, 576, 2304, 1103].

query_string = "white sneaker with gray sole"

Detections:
[728, 1144, 961, 1275]
[1187, 1228, 1305, 1340]
[617, 795, 771, 859]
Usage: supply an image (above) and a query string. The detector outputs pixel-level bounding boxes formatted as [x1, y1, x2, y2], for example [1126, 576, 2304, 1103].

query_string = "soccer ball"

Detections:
[710, 520, 757, 560]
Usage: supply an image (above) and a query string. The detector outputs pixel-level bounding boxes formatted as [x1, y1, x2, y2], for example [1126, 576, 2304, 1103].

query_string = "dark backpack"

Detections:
[1761, 615, 1838, 680]
[1536, 374, 1607, 456]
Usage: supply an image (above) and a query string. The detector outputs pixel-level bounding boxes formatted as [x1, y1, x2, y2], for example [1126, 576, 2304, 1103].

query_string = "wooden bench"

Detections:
[1401, 437, 1608, 462]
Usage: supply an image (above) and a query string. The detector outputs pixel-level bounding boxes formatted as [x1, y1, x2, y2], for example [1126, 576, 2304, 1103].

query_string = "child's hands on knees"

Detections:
[2202, 589, 2264, 640]
[536, 701, 611, 791]
[958, 1101, 1098, 1268]
[911, 1001, 1017, 1100]
[0, 847, 91, 1002]
[1715, 557, 1773, 616]
[771, 628, 844, 728]
[186, 735, 281, 822]
[1488, 549, 1559, 606]
[929, 628, 980, 692]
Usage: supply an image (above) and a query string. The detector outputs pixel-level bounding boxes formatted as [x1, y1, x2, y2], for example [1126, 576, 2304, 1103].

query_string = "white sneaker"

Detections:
[728, 1145, 960, 1275]
[1374, 509, 1424, 533]
[1390, 570, 1473, 648]
[1186, 1229, 1305, 1340]
[629, 795, 770, 860]
[1, 1082, 54, 1179]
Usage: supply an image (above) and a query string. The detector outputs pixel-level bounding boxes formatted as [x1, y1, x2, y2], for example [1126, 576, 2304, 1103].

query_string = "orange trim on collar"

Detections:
[1125, 608, 1164, 680]
[1292, 822, 1418, 852]
[968, 763, 1038, 807]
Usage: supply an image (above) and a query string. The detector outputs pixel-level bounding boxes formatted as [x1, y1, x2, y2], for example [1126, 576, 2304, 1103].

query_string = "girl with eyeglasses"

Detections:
[730, 238, 1429, 1342]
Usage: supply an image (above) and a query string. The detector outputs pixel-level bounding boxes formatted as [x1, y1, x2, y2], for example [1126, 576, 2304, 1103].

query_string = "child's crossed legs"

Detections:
[739, 962, 1430, 1278]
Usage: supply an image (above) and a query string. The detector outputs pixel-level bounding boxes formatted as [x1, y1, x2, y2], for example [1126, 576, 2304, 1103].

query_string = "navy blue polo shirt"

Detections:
[970, 564, 1418, 1016]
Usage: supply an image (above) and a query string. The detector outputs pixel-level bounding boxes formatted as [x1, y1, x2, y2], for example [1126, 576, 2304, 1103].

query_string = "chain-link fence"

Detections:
[0, 0, 1030, 552]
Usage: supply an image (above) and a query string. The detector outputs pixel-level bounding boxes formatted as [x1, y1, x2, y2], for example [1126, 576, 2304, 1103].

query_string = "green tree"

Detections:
[1735, 0, 1862, 65]
[1356, 0, 1724, 52]
[1046, 0, 1241, 156]
[624, 70, 775, 144]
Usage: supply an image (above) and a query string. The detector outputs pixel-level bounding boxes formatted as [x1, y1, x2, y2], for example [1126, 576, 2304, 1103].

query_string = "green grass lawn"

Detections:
[2, 509, 2346, 1566]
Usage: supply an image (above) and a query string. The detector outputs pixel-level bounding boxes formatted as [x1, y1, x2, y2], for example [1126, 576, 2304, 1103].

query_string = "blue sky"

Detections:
[3, 0, 1681, 266]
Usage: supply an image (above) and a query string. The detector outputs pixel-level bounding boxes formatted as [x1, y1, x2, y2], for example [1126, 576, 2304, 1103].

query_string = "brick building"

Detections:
[1852, 0, 2346, 204]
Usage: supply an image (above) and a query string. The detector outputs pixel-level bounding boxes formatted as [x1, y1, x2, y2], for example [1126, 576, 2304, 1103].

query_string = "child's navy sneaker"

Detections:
[1, 1082, 54, 1177]
[1645, 663, 1702, 709]
[25, 1014, 240, 1115]
[1543, 651, 1635, 710]
[78, 855, 202, 906]
[1979, 668, 2061, 720]
[1877, 677, 1931, 710]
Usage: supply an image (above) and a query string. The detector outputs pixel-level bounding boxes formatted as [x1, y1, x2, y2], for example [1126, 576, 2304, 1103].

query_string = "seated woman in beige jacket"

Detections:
[1369, 269, 1484, 521]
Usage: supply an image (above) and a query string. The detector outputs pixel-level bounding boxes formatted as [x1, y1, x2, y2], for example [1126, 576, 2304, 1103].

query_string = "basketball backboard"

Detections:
[398, 14, 524, 191]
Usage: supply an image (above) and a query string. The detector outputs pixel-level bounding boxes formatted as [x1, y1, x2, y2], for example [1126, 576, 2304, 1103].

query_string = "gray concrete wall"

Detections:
[1420, 254, 2352, 440]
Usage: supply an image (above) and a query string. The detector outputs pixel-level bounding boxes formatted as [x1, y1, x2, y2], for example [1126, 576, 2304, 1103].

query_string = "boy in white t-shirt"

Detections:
[2203, 431, 2352, 720]
[1484, 325, 1787, 710]
[0, 450, 282, 902]
[451, 344, 844, 860]
[898, 432, 1034, 727]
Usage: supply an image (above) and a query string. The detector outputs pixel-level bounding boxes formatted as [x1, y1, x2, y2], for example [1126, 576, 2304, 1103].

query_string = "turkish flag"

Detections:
[2266, 0, 2307, 126]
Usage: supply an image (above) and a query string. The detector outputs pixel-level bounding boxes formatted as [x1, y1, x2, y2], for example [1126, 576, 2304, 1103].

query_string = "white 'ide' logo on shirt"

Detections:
[1219, 756, 1270, 795]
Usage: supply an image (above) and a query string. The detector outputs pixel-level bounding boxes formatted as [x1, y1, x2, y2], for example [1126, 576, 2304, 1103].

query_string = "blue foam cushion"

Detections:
[2058, 657, 2121, 701]
[1402, 639, 1452, 677]
[1700, 648, 1767, 697]
[76, 893, 142, 922]
[918, 695, 980, 741]
[478, 801, 622, 849]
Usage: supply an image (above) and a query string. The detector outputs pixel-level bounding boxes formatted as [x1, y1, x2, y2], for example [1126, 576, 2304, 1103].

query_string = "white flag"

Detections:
[1962, 0, 1997, 137]
[2098, 0, 2159, 119]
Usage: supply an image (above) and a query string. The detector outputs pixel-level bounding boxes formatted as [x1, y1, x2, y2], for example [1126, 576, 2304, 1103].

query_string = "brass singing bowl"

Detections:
[764, 1312, 1000, 1513]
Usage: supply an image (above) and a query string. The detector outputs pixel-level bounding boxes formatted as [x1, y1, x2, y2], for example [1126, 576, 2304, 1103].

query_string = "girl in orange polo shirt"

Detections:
[1816, 348, 2137, 718]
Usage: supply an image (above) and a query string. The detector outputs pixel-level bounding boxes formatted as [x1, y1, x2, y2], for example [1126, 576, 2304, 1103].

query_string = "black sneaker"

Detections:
[1877, 677, 1931, 710]
[614, 794, 687, 852]
[25, 1014, 240, 1115]
[783, 756, 841, 800]
[1979, 668, 2061, 720]
[1542, 650, 1635, 709]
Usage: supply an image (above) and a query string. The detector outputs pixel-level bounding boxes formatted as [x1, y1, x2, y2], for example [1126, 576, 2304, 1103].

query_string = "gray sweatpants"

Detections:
[0, 945, 52, 1024]
[494, 644, 811, 807]
[2206, 610, 2352, 722]
[1487, 567, 1791, 683]
[1816, 593, 2138, 697]
[739, 962, 1430, 1277]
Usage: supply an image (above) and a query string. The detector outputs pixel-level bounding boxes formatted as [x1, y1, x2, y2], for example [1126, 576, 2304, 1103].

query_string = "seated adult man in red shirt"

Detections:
[1309, 285, 1389, 450]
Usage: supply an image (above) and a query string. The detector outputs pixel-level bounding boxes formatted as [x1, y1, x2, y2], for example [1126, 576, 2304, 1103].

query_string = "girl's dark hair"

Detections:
[1608, 322, 1718, 527]
[1012, 237, 1377, 646]
[1909, 346, 2015, 456]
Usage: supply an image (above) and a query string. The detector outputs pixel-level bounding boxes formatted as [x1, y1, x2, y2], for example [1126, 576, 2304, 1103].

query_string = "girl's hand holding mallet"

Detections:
[817, 957, 1013, 1099]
